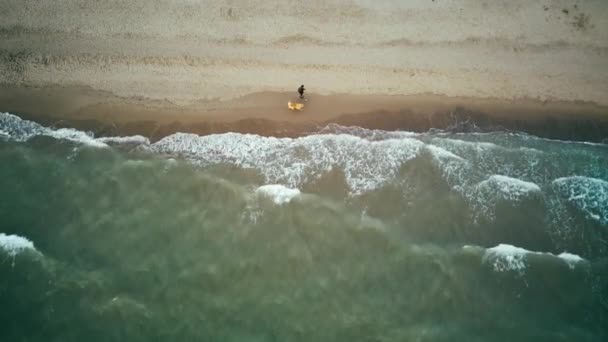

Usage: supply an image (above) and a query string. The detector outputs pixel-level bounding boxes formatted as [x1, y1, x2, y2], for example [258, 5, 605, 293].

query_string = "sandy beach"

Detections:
[1, 0, 608, 139]
[3, 2, 608, 341]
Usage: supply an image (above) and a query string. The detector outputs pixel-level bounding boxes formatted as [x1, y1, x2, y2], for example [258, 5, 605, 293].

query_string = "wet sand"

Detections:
[2, 85, 607, 142]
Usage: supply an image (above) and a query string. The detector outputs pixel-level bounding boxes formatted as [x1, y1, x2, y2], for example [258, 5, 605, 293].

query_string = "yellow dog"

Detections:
[287, 101, 305, 111]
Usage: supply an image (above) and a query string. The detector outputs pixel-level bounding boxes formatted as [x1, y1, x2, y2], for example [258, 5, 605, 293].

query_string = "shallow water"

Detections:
[1, 112, 607, 341]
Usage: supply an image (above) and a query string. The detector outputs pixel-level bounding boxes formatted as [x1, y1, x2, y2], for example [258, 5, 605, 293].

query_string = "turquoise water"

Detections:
[1, 112, 607, 341]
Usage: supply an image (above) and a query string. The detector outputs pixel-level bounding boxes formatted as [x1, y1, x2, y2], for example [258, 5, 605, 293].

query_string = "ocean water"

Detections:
[1, 112, 607, 341]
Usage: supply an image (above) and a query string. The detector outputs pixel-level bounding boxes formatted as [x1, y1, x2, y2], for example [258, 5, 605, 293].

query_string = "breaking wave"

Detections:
[465, 243, 586, 274]
[0, 233, 38, 257]
[150, 131, 424, 195]
[1, 112, 607, 251]
[256, 184, 301, 205]
[552, 176, 608, 225]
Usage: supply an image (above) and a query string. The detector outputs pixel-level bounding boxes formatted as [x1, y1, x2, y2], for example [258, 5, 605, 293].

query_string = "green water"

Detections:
[1, 114, 607, 341]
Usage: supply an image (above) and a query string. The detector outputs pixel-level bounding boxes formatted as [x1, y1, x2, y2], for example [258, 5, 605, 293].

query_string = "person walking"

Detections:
[298, 85, 305, 99]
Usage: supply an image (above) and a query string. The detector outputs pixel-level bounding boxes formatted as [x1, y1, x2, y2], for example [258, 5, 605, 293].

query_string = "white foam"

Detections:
[429, 136, 546, 183]
[151, 131, 424, 195]
[50, 128, 108, 148]
[1, 112, 48, 141]
[484, 244, 529, 272]
[478, 243, 585, 273]
[433, 137, 501, 152]
[96, 135, 150, 145]
[459, 175, 542, 222]
[477, 175, 541, 201]
[256, 184, 301, 205]
[557, 252, 585, 269]
[427, 136, 547, 216]
[514, 131, 608, 148]
[552, 176, 608, 225]
[426, 144, 474, 194]
[0, 112, 107, 148]
[426, 144, 464, 161]
[0, 233, 37, 257]
[315, 123, 419, 141]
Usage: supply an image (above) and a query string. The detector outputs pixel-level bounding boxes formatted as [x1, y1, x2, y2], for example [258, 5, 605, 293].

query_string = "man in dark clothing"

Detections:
[298, 85, 305, 99]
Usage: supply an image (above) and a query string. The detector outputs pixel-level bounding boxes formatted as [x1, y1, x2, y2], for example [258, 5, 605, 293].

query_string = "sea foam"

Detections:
[316, 123, 419, 141]
[427, 143, 473, 191]
[97, 135, 150, 145]
[476, 175, 541, 201]
[256, 185, 301, 205]
[150, 131, 424, 194]
[0, 112, 149, 148]
[552, 176, 608, 225]
[427, 136, 544, 212]
[0, 233, 37, 257]
[0, 112, 106, 147]
[478, 243, 585, 273]
[484, 244, 529, 272]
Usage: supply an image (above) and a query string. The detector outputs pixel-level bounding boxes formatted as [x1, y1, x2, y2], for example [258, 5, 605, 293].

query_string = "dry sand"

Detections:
[1, 0, 608, 139]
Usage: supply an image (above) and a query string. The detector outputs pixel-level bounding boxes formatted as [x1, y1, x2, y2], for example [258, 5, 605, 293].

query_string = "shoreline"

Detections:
[1, 85, 607, 143]
[2, 1, 607, 142]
